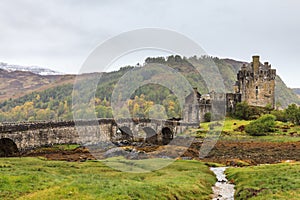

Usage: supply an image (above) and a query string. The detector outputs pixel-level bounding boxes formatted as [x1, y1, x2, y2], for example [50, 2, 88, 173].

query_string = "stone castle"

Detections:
[184, 55, 276, 123]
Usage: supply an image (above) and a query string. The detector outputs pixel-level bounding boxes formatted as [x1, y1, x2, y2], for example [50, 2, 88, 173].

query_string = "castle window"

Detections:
[256, 86, 259, 99]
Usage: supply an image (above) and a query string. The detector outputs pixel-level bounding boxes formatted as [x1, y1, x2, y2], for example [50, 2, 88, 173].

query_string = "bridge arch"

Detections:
[161, 127, 173, 145]
[143, 127, 158, 144]
[117, 126, 133, 142]
[0, 138, 19, 157]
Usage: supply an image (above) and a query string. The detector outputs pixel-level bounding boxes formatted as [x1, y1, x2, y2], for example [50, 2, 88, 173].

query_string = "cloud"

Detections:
[0, 0, 299, 87]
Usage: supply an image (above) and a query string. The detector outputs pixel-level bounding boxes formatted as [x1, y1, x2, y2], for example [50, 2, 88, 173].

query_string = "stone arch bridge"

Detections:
[0, 118, 198, 156]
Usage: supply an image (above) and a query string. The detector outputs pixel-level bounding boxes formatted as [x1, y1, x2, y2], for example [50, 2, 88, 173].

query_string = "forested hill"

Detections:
[0, 56, 299, 122]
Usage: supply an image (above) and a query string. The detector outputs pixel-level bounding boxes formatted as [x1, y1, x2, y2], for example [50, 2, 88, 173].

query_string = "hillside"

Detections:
[293, 88, 300, 97]
[0, 68, 75, 101]
[0, 56, 299, 122]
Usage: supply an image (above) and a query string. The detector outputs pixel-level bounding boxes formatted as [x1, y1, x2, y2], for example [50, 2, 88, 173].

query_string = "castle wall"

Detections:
[198, 104, 212, 122]
[242, 76, 275, 108]
[226, 93, 241, 112]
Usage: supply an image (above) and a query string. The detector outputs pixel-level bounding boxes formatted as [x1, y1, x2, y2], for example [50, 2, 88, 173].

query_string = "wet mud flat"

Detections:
[19, 140, 300, 165]
[197, 140, 300, 165]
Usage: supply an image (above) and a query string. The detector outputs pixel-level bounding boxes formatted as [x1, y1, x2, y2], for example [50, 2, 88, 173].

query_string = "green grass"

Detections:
[27, 144, 81, 154]
[52, 144, 80, 151]
[193, 118, 300, 142]
[0, 157, 216, 200]
[226, 162, 300, 200]
[199, 118, 250, 132]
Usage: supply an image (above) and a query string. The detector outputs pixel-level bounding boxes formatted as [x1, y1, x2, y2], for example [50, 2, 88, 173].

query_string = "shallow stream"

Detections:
[210, 167, 235, 200]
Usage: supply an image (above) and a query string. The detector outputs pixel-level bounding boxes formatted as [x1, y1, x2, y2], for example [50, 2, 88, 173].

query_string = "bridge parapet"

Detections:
[0, 118, 198, 133]
[0, 118, 199, 154]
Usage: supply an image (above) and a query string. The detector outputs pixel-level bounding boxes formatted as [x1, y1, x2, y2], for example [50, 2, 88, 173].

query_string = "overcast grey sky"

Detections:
[0, 0, 299, 87]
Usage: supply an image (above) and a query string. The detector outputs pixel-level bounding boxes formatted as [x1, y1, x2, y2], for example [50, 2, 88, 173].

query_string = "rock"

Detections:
[104, 147, 128, 158]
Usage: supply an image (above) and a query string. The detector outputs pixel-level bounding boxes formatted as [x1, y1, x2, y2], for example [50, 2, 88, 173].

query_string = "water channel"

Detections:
[210, 167, 235, 200]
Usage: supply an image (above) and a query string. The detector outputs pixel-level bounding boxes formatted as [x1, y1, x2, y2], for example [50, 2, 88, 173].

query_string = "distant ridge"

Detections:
[0, 62, 63, 76]
[293, 88, 300, 95]
[292, 88, 300, 99]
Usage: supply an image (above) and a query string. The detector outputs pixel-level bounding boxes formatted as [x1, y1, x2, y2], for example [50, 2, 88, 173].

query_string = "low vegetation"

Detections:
[0, 157, 216, 200]
[203, 112, 211, 122]
[233, 102, 300, 124]
[245, 114, 276, 136]
[226, 162, 300, 200]
[231, 102, 270, 120]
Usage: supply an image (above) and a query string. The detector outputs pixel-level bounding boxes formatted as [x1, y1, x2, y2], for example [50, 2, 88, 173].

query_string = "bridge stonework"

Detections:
[0, 119, 198, 154]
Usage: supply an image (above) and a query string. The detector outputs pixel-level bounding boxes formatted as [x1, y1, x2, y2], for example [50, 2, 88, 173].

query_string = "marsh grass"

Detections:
[0, 157, 216, 200]
[226, 162, 300, 200]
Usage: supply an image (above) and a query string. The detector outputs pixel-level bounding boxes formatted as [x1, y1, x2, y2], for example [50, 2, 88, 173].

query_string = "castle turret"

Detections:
[264, 62, 269, 69]
[252, 55, 260, 74]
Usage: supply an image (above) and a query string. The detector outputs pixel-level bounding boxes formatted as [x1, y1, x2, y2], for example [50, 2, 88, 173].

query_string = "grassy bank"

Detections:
[226, 162, 300, 200]
[193, 118, 300, 142]
[0, 157, 215, 200]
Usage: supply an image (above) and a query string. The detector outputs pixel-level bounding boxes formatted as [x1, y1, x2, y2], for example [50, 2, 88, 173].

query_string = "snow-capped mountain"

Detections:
[0, 62, 63, 75]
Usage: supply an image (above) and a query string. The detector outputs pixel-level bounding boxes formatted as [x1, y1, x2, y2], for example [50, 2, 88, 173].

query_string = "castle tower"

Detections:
[236, 56, 276, 108]
[183, 88, 201, 123]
